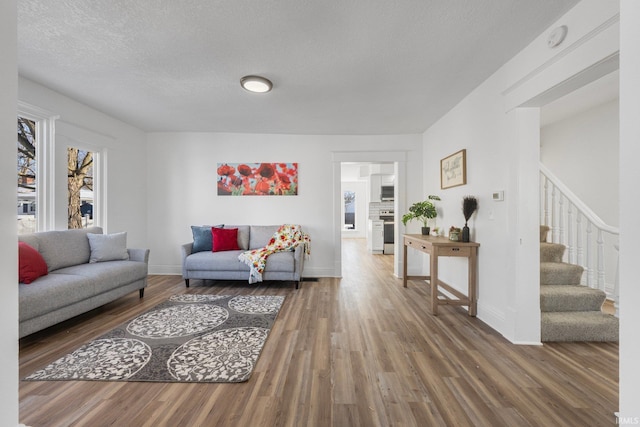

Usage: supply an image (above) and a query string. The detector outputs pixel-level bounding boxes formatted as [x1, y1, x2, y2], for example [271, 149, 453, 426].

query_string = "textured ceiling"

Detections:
[18, 0, 580, 134]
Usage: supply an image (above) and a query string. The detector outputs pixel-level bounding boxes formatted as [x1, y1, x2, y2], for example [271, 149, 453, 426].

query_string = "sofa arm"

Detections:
[181, 242, 194, 258]
[181, 243, 194, 279]
[293, 245, 305, 280]
[128, 248, 150, 264]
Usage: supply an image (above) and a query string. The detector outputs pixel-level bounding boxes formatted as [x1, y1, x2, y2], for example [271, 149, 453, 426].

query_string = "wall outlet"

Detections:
[492, 191, 504, 201]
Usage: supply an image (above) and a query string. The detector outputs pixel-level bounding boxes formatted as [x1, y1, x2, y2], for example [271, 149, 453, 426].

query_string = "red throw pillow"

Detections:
[18, 241, 49, 284]
[212, 227, 240, 252]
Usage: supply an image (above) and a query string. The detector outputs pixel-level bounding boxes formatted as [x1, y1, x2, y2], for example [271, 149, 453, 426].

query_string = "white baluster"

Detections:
[586, 222, 593, 288]
[597, 229, 605, 293]
[551, 185, 557, 243]
[558, 193, 565, 248]
[543, 176, 549, 227]
[576, 212, 583, 271]
[567, 202, 574, 264]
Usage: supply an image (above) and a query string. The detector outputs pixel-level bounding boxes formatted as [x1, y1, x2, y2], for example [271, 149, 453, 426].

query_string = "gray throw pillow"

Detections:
[87, 232, 129, 263]
[191, 224, 223, 252]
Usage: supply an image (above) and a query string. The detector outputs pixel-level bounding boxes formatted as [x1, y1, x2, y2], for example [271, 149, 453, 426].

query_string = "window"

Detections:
[17, 117, 37, 234]
[67, 147, 95, 229]
[17, 103, 103, 233]
[344, 190, 356, 230]
[17, 102, 57, 233]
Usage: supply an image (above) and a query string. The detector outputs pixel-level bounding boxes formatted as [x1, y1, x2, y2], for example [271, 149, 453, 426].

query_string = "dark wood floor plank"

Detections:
[19, 238, 618, 426]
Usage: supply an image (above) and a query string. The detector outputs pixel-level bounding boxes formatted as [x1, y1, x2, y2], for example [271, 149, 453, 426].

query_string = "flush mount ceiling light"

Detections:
[240, 75, 273, 93]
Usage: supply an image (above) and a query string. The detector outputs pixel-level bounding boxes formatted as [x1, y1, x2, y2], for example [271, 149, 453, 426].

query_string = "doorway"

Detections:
[332, 151, 407, 279]
[340, 161, 396, 271]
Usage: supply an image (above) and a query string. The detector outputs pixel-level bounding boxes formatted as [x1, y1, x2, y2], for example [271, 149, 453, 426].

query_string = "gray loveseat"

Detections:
[18, 227, 149, 338]
[181, 225, 305, 289]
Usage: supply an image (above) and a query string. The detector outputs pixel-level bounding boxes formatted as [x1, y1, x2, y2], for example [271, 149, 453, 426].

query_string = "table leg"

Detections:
[403, 242, 408, 288]
[468, 247, 477, 316]
[430, 252, 438, 315]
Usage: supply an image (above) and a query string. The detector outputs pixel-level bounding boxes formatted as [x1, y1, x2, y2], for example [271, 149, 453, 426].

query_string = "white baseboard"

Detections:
[510, 340, 543, 346]
[477, 303, 505, 328]
[148, 265, 340, 278]
[149, 265, 182, 275]
[301, 267, 337, 278]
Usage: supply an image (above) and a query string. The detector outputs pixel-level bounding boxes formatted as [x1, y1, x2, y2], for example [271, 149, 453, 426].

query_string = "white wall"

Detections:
[17, 78, 149, 249]
[1, 1, 19, 425]
[421, 0, 620, 343]
[541, 98, 619, 226]
[145, 133, 422, 277]
[422, 71, 517, 337]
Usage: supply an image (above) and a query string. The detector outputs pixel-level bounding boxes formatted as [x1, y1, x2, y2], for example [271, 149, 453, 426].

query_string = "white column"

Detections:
[0, 1, 19, 426]
[506, 107, 541, 344]
[619, 0, 640, 418]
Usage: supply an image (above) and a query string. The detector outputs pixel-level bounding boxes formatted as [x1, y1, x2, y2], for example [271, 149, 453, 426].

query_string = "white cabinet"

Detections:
[370, 173, 394, 202]
[381, 174, 394, 185]
[371, 220, 384, 253]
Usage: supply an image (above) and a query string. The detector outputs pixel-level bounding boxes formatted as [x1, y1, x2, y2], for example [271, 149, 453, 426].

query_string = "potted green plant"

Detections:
[401, 195, 441, 235]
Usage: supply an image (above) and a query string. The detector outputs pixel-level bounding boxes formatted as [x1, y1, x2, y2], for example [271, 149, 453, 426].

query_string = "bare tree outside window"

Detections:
[17, 117, 37, 234]
[67, 148, 94, 229]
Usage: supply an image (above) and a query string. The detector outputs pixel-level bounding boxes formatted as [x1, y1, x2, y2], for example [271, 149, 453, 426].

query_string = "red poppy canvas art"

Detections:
[217, 163, 298, 196]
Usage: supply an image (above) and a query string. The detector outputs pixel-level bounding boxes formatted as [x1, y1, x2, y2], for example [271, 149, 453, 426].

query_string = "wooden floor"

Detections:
[19, 238, 618, 426]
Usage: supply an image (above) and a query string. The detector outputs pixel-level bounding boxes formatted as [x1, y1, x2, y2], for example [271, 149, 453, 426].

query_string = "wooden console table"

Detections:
[402, 234, 480, 316]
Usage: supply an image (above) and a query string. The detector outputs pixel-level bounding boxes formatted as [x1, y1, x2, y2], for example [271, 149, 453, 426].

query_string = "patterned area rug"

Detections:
[24, 294, 285, 383]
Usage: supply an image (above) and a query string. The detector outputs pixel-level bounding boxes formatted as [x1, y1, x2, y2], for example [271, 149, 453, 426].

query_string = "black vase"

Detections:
[462, 224, 470, 242]
[421, 227, 430, 235]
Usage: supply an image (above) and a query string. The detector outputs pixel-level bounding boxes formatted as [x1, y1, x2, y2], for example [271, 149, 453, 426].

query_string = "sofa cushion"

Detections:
[87, 232, 129, 263]
[184, 250, 249, 272]
[19, 273, 95, 321]
[212, 227, 240, 252]
[55, 261, 149, 292]
[18, 242, 49, 284]
[34, 227, 103, 271]
[224, 225, 250, 250]
[249, 225, 280, 249]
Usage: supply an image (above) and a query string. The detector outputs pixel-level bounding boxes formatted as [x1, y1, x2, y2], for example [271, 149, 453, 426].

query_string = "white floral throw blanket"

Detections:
[238, 224, 311, 284]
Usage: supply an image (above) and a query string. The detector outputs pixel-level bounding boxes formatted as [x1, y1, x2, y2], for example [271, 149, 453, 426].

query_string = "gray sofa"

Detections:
[181, 225, 305, 289]
[18, 227, 149, 338]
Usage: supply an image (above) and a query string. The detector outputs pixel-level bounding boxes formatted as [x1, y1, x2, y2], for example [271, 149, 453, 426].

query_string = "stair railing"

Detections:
[540, 163, 620, 316]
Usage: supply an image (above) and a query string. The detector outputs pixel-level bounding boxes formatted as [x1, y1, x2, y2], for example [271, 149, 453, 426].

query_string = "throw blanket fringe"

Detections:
[238, 224, 311, 284]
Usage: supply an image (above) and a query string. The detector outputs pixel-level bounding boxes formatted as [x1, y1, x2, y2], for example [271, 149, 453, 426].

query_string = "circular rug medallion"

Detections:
[229, 295, 284, 314]
[25, 338, 151, 380]
[168, 327, 269, 382]
[169, 294, 227, 303]
[126, 304, 229, 338]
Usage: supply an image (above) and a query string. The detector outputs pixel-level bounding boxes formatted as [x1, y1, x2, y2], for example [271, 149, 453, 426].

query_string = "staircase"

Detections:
[540, 225, 619, 342]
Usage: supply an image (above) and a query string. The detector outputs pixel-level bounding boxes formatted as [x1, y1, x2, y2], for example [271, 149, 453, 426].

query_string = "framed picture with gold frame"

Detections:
[440, 149, 467, 189]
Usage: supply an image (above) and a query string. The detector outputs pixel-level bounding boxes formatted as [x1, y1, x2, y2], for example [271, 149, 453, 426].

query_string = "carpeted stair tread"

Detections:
[542, 311, 618, 342]
[540, 225, 550, 243]
[538, 224, 618, 342]
[540, 242, 565, 263]
[540, 285, 606, 312]
[540, 262, 583, 285]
